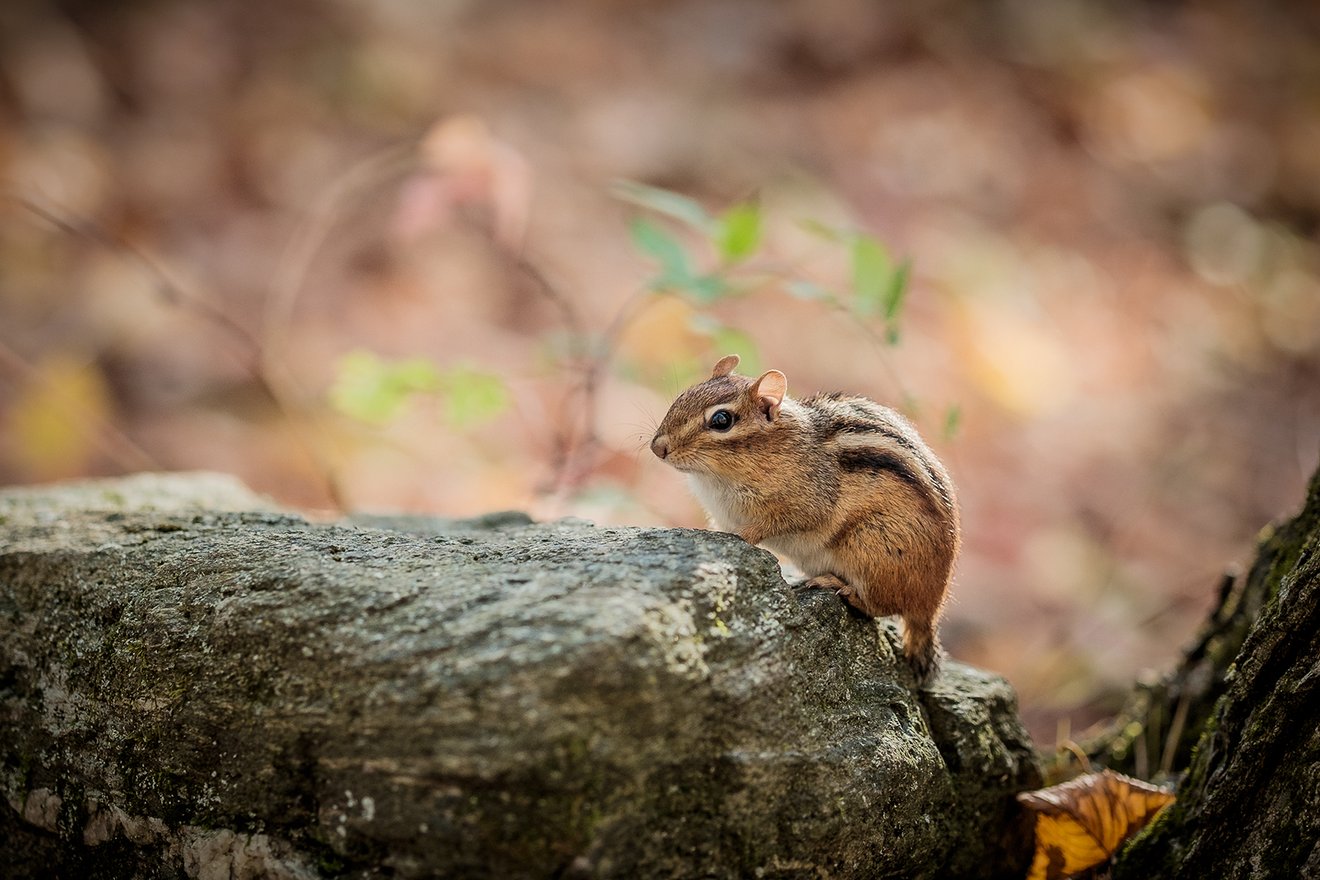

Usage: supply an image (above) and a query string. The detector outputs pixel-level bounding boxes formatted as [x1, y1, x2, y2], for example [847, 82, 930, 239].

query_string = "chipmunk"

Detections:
[651, 354, 960, 685]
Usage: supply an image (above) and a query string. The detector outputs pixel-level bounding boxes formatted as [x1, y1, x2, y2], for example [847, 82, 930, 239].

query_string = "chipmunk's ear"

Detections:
[751, 370, 787, 420]
[710, 354, 740, 378]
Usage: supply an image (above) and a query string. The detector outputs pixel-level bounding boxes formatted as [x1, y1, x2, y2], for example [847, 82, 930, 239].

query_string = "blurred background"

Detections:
[2, 0, 1317, 745]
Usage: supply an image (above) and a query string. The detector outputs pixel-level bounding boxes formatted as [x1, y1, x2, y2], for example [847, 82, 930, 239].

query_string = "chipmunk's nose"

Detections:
[651, 434, 670, 460]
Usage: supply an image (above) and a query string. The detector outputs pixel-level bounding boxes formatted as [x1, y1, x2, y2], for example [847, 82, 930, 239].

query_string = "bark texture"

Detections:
[0, 473, 1041, 880]
[1085, 468, 1316, 780]
[1111, 465, 1320, 878]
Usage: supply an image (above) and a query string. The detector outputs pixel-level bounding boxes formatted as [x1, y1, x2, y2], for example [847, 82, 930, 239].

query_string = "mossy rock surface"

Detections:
[0, 473, 1040, 879]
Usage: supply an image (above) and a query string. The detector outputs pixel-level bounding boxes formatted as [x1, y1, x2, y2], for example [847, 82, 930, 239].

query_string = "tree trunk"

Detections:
[1084, 466, 1317, 780]
[1107, 464, 1320, 877]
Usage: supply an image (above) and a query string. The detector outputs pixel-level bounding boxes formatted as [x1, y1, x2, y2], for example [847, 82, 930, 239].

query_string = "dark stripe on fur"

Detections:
[837, 448, 924, 488]
[837, 446, 949, 521]
[818, 415, 954, 513]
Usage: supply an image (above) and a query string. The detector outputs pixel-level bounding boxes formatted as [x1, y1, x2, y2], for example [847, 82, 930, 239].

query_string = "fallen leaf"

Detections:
[7, 354, 112, 480]
[1017, 770, 1175, 880]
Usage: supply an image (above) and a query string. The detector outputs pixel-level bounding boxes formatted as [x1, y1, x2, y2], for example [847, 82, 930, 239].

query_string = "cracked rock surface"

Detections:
[1, 473, 1040, 879]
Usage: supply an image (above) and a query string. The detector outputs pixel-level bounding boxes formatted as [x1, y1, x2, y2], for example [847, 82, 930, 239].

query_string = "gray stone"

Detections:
[0, 473, 1040, 879]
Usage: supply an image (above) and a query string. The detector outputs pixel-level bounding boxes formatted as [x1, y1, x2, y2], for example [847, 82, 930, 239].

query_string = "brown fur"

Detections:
[651, 356, 961, 686]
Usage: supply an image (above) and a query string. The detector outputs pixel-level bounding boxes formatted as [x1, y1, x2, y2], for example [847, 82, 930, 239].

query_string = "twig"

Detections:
[1134, 721, 1150, 781]
[495, 244, 593, 494]
[259, 142, 419, 512]
[14, 196, 261, 366]
[507, 251, 586, 350]
[11, 194, 349, 507]
[1159, 691, 1192, 777]
[478, 189, 921, 500]
[487, 223, 659, 500]
[732, 261, 911, 403]
[571, 285, 654, 467]
[263, 143, 417, 357]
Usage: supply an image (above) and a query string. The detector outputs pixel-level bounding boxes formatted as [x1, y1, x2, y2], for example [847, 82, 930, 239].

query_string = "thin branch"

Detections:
[14, 196, 261, 366]
[11, 194, 348, 508]
[553, 285, 655, 496]
[263, 143, 417, 358]
[507, 251, 586, 350]
[1159, 691, 1192, 778]
[477, 225, 622, 499]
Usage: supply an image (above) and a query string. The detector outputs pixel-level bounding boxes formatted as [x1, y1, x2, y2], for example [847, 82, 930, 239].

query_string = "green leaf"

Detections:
[611, 180, 711, 230]
[437, 366, 510, 428]
[630, 216, 692, 285]
[710, 326, 761, 375]
[630, 216, 688, 271]
[330, 351, 508, 429]
[885, 258, 911, 320]
[714, 203, 762, 263]
[629, 217, 732, 302]
[329, 350, 443, 425]
[685, 273, 729, 303]
[851, 234, 892, 317]
[942, 403, 962, 441]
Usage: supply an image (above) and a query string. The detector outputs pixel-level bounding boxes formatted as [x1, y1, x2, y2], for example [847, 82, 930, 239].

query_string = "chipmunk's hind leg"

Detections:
[902, 617, 942, 686]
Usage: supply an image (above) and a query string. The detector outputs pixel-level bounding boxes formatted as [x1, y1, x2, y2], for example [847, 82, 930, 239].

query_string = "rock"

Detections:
[0, 471, 279, 517]
[0, 473, 1040, 879]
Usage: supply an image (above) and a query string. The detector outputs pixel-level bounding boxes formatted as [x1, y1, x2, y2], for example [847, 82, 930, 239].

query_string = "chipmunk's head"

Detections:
[651, 354, 789, 478]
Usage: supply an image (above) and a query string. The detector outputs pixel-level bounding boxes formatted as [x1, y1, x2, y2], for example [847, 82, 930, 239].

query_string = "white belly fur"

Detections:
[687, 473, 843, 578]
[763, 531, 839, 578]
[686, 473, 752, 532]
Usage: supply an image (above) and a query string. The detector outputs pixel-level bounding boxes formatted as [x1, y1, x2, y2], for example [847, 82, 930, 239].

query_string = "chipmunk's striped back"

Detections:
[803, 393, 957, 524]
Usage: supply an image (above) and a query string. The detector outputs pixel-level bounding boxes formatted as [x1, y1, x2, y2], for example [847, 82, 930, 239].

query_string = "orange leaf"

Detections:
[1017, 770, 1175, 880]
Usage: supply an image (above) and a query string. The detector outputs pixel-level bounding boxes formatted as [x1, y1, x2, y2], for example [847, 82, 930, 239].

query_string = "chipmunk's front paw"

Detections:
[798, 573, 853, 598]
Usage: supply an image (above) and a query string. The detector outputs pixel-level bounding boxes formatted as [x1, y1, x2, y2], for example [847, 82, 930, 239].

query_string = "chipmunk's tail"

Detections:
[903, 618, 942, 687]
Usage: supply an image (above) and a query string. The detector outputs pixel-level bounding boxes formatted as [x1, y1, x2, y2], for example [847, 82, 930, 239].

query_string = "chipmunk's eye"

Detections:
[707, 409, 735, 432]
